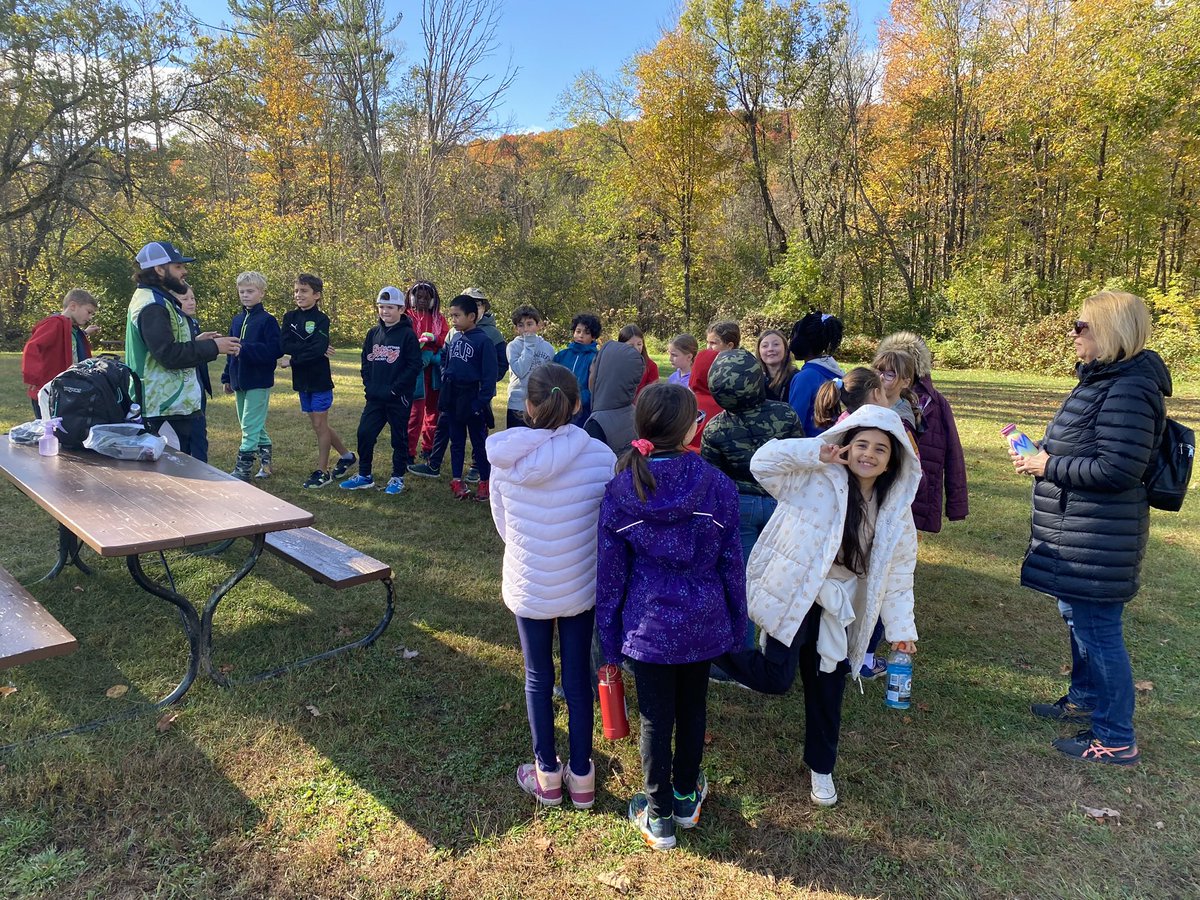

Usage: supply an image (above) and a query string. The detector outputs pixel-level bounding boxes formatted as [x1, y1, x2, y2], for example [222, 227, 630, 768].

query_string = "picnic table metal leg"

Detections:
[200, 533, 266, 688]
[0, 554, 202, 752]
[34, 524, 94, 583]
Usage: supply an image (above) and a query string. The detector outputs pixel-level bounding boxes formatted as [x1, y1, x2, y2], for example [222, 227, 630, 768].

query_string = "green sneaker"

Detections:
[629, 793, 675, 851]
[672, 771, 708, 829]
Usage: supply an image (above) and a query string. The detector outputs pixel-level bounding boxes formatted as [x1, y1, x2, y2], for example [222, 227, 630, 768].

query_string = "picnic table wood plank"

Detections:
[0, 566, 77, 670]
[0, 438, 313, 556]
[264, 527, 391, 588]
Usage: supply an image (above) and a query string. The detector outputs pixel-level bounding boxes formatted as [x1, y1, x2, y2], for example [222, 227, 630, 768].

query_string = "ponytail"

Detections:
[615, 383, 697, 501]
[813, 367, 884, 431]
[524, 363, 578, 430]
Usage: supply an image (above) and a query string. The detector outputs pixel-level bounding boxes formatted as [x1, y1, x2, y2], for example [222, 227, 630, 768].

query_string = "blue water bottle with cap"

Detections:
[884, 649, 912, 710]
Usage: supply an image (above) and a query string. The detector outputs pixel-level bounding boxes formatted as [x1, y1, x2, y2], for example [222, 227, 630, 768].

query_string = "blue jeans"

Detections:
[738, 493, 775, 648]
[1058, 599, 1136, 745]
[514, 609, 595, 776]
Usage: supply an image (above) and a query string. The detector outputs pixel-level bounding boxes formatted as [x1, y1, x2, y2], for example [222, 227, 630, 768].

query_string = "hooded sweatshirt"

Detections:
[360, 315, 421, 403]
[595, 452, 748, 666]
[507, 332, 556, 411]
[746, 404, 921, 675]
[788, 355, 845, 436]
[554, 341, 599, 413]
[701, 349, 805, 495]
[477, 310, 509, 380]
[687, 349, 726, 452]
[584, 340, 645, 452]
[486, 424, 617, 619]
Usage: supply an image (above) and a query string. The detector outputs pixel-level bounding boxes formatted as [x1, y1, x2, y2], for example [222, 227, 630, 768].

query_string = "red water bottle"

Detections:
[598, 664, 630, 740]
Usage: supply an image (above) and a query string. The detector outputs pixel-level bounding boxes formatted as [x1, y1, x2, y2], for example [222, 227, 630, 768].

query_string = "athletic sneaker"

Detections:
[859, 657, 887, 680]
[339, 474, 375, 490]
[628, 793, 676, 851]
[474, 481, 490, 502]
[450, 478, 471, 500]
[383, 476, 404, 496]
[810, 771, 838, 806]
[331, 453, 357, 479]
[303, 470, 332, 489]
[516, 761, 563, 807]
[407, 462, 441, 478]
[1052, 730, 1140, 766]
[465, 466, 480, 484]
[1031, 695, 1094, 723]
[672, 770, 708, 829]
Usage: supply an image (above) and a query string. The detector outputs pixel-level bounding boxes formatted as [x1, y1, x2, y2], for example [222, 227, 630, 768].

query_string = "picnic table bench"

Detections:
[0, 565, 77, 670]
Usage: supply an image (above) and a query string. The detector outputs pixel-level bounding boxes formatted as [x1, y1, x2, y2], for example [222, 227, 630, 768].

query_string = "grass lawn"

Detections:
[1, 349, 1198, 899]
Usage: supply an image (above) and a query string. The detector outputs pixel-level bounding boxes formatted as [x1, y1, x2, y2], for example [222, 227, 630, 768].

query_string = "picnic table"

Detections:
[0, 437, 314, 742]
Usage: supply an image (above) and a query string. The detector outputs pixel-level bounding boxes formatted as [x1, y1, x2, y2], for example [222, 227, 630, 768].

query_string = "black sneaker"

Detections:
[331, 453, 357, 479]
[303, 470, 332, 489]
[1053, 729, 1140, 766]
[465, 466, 480, 484]
[1031, 695, 1094, 723]
[407, 462, 441, 478]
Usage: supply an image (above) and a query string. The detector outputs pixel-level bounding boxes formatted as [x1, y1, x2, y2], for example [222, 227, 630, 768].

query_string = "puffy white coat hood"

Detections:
[486, 424, 617, 619]
[746, 404, 921, 673]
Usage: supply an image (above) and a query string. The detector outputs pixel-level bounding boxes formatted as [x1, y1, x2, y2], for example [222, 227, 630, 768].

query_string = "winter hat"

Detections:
[877, 331, 933, 379]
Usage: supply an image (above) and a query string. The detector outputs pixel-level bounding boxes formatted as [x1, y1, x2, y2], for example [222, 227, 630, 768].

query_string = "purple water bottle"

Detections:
[1001, 424, 1038, 456]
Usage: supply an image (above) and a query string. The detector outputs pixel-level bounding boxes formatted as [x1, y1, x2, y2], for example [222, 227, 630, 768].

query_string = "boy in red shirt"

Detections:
[22, 289, 100, 417]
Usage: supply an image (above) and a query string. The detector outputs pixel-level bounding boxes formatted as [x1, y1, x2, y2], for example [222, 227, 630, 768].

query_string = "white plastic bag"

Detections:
[83, 423, 167, 461]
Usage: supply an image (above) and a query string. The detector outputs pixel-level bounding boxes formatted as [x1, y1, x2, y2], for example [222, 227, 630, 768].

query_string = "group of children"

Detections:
[485, 309, 969, 850]
[21, 278, 970, 852]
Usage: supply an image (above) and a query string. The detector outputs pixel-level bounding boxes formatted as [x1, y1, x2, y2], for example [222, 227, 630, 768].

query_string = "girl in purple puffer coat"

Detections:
[595, 383, 746, 852]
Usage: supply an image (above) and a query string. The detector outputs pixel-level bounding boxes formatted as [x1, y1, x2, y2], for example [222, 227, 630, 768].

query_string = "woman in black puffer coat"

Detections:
[1011, 291, 1170, 767]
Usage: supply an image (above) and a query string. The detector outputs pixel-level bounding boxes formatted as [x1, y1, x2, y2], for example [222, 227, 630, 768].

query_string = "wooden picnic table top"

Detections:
[0, 437, 313, 557]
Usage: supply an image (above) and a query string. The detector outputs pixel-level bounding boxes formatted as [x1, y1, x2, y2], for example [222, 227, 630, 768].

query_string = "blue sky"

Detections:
[185, 0, 892, 133]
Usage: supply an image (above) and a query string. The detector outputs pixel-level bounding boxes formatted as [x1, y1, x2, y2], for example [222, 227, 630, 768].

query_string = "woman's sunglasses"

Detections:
[1072, 320, 1089, 335]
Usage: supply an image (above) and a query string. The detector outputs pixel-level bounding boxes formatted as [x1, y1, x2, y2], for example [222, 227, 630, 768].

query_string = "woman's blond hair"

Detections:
[1080, 291, 1151, 363]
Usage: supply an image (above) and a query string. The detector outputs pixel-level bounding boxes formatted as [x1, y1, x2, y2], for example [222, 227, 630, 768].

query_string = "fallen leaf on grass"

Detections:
[917, 702, 930, 712]
[397, 648, 419, 659]
[0, 686, 17, 699]
[1134, 680, 1154, 693]
[105, 684, 129, 699]
[218, 664, 235, 675]
[155, 712, 180, 732]
[1155, 821, 1165, 829]
[534, 837, 553, 854]
[73, 585, 84, 592]
[597, 871, 632, 893]
[495, 701, 513, 712]
[1080, 804, 1121, 825]
[902, 716, 914, 725]
[704, 731, 714, 745]
[335, 625, 352, 638]
[305, 704, 321, 717]
[1060, 664, 1072, 676]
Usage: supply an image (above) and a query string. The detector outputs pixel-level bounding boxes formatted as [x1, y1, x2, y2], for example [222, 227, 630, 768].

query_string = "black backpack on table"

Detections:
[48, 356, 144, 450]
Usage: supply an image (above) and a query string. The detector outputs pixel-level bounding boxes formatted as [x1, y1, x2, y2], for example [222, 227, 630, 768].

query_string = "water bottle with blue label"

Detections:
[884, 649, 912, 710]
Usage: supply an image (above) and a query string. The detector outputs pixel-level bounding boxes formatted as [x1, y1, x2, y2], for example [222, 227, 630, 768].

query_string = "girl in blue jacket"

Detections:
[595, 383, 746, 852]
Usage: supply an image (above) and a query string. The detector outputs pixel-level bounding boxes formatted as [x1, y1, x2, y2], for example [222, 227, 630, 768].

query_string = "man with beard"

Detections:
[125, 241, 241, 455]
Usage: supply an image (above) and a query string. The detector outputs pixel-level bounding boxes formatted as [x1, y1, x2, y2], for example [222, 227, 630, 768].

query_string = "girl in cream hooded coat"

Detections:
[715, 404, 921, 806]
[487, 363, 616, 810]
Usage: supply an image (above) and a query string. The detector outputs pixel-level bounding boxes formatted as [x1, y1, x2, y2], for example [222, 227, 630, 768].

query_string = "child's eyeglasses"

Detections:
[1072, 320, 1089, 335]
[877, 370, 898, 383]
[696, 410, 707, 425]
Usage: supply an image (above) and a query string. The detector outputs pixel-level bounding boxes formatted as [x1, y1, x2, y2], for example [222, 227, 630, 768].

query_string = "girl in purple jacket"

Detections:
[595, 383, 747, 852]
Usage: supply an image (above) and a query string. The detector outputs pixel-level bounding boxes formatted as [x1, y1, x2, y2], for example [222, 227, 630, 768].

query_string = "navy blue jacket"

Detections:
[222, 303, 283, 391]
[443, 326, 498, 410]
[361, 315, 421, 403]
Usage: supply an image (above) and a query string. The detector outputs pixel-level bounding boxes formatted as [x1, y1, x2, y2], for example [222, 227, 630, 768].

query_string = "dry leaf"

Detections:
[1134, 680, 1154, 693]
[534, 837, 553, 853]
[703, 731, 714, 745]
[597, 871, 632, 893]
[496, 701, 513, 712]
[917, 702, 931, 712]
[1080, 804, 1121, 825]
[902, 715, 914, 725]
[73, 585, 84, 592]
[335, 625, 352, 638]
[218, 663, 235, 675]
[1060, 664, 1072, 676]
[1155, 821, 1165, 829]
[155, 711, 180, 732]
[400, 648, 419, 659]
[0, 686, 17, 699]
[105, 684, 129, 699]
[305, 704, 321, 717]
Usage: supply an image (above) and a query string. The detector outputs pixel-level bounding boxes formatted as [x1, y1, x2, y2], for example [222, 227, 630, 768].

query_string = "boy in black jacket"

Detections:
[339, 286, 421, 496]
[442, 294, 497, 501]
[281, 274, 357, 488]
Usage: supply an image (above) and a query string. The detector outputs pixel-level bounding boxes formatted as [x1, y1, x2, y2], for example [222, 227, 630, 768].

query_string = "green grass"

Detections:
[1, 351, 1198, 898]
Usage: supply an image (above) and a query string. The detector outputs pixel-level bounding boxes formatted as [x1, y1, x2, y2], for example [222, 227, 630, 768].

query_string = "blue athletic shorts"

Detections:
[299, 390, 334, 413]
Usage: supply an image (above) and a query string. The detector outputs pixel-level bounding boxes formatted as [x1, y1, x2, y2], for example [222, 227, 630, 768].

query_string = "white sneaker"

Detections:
[810, 771, 838, 806]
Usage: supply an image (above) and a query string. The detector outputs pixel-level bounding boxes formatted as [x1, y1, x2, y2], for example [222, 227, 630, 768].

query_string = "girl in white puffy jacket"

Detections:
[715, 404, 922, 807]
[486, 363, 617, 810]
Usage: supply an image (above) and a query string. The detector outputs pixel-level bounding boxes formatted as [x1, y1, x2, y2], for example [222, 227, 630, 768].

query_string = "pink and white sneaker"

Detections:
[562, 759, 595, 810]
[516, 761, 563, 806]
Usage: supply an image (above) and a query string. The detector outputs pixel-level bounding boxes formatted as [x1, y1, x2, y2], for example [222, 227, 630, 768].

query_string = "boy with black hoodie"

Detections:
[442, 294, 497, 501]
[339, 286, 421, 496]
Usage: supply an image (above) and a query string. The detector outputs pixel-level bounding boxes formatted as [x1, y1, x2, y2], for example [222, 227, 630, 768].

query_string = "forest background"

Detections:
[2, 0, 1199, 374]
